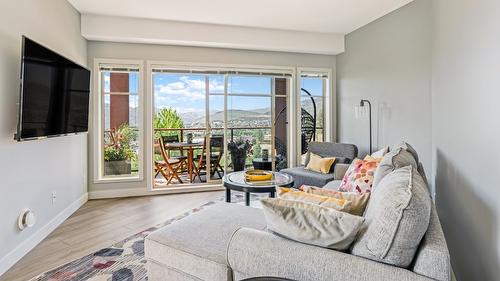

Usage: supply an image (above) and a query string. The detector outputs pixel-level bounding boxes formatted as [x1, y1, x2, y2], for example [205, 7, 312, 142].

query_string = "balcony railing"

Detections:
[154, 126, 273, 143]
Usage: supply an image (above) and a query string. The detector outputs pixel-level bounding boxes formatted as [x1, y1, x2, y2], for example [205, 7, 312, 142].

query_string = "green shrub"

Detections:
[153, 108, 184, 138]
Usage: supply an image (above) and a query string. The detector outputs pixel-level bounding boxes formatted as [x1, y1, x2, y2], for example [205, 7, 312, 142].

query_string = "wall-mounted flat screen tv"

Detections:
[15, 36, 91, 141]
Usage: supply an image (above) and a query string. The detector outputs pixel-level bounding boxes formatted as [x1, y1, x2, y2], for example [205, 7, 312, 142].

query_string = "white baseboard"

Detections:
[88, 185, 224, 199]
[0, 192, 88, 277]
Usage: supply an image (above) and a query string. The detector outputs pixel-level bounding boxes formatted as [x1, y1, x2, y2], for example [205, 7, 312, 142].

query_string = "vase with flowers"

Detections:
[228, 139, 253, 171]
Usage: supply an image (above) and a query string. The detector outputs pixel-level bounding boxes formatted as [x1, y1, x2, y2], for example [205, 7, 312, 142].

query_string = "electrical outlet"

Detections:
[51, 191, 57, 205]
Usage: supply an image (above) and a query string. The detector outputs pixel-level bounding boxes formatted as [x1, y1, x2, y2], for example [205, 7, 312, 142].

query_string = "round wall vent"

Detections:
[18, 209, 36, 230]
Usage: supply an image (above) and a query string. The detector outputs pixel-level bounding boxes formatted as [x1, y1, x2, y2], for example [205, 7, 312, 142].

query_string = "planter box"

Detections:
[104, 160, 132, 176]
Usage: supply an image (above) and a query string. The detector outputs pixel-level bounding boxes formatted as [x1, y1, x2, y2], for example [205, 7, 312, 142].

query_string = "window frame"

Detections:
[296, 67, 334, 162]
[92, 59, 145, 183]
[145, 61, 296, 190]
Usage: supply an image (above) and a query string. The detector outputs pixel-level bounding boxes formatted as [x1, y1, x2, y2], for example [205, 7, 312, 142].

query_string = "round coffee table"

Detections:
[223, 171, 294, 206]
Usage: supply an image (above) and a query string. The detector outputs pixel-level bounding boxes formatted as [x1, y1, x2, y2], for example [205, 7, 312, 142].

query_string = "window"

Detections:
[299, 71, 330, 155]
[97, 63, 142, 180]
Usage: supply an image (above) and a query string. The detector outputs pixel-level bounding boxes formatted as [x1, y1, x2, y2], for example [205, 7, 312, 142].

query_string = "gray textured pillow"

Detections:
[371, 146, 389, 158]
[351, 166, 431, 268]
[392, 141, 419, 163]
[261, 198, 365, 250]
[372, 147, 417, 188]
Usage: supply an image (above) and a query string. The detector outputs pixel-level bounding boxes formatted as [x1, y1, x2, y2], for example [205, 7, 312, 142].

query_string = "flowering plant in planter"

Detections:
[228, 139, 253, 171]
[104, 124, 137, 175]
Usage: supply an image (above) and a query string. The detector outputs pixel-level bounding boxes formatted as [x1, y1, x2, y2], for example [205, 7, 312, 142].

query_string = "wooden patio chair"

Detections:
[161, 135, 188, 171]
[154, 137, 184, 184]
[194, 135, 225, 182]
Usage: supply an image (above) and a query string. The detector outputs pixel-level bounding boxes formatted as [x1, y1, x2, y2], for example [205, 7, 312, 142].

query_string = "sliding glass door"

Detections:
[150, 67, 291, 189]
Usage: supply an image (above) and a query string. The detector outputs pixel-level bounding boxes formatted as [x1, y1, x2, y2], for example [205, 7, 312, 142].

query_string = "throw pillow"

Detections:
[305, 153, 336, 174]
[392, 142, 419, 163]
[261, 198, 365, 250]
[300, 185, 370, 216]
[372, 147, 417, 188]
[278, 188, 351, 212]
[351, 166, 431, 268]
[300, 153, 309, 166]
[338, 157, 380, 194]
[371, 146, 389, 159]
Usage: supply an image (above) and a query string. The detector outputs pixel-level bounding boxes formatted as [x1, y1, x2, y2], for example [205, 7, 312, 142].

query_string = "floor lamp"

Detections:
[359, 99, 372, 154]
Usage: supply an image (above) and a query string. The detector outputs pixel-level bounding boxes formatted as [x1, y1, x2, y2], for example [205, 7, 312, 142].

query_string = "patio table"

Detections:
[164, 141, 203, 183]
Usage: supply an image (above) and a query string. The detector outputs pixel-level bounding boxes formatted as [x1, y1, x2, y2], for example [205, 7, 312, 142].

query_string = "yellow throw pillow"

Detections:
[300, 185, 371, 216]
[278, 188, 351, 212]
[305, 153, 336, 174]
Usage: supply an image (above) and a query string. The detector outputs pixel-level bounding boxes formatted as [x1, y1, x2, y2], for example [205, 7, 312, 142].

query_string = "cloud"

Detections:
[154, 76, 224, 104]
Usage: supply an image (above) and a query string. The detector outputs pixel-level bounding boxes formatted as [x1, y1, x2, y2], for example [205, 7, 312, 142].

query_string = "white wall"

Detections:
[87, 41, 336, 196]
[82, 14, 345, 55]
[336, 0, 432, 174]
[432, 0, 500, 280]
[0, 0, 88, 275]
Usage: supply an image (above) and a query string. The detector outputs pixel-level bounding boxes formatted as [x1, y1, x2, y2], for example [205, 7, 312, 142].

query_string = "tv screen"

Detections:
[16, 36, 91, 141]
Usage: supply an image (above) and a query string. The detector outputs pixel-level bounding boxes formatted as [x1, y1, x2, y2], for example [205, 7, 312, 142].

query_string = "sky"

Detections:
[103, 71, 325, 119]
[153, 74, 324, 114]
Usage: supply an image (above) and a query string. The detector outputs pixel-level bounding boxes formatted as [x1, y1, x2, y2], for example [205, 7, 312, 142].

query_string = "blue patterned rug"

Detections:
[31, 193, 251, 281]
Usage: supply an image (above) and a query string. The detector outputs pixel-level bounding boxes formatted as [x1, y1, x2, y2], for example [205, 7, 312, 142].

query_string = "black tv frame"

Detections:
[15, 36, 91, 142]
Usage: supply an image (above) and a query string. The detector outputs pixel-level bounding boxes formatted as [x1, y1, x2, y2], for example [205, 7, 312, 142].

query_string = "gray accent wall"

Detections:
[0, 0, 87, 275]
[337, 0, 432, 175]
[432, 0, 500, 280]
[338, 0, 500, 280]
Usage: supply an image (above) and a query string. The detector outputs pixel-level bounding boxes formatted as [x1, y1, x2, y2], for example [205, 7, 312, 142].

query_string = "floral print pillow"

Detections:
[339, 157, 381, 194]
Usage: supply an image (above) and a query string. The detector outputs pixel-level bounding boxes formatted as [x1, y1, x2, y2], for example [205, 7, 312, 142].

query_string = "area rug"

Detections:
[30, 193, 254, 281]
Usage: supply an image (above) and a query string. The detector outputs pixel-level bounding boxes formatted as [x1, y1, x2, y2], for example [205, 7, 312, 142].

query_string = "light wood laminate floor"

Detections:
[1, 191, 224, 281]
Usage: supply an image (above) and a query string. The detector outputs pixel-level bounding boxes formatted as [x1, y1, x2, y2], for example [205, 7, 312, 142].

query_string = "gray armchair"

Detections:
[281, 142, 358, 188]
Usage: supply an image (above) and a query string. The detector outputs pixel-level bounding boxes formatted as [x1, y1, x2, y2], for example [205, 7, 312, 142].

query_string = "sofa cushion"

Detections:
[392, 142, 419, 163]
[301, 185, 370, 216]
[339, 158, 380, 194]
[372, 148, 417, 188]
[323, 180, 342, 190]
[308, 142, 358, 163]
[371, 146, 390, 159]
[281, 166, 336, 188]
[351, 166, 431, 268]
[305, 153, 336, 174]
[301, 152, 309, 166]
[261, 198, 365, 250]
[278, 187, 352, 212]
[145, 202, 266, 281]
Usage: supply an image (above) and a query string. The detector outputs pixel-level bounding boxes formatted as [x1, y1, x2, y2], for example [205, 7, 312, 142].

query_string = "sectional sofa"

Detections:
[144, 143, 451, 281]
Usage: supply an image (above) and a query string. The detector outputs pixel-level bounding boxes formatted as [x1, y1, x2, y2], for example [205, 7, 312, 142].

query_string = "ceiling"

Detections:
[68, 0, 414, 34]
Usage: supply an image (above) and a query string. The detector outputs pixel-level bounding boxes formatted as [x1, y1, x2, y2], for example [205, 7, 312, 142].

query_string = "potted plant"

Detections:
[228, 139, 253, 171]
[104, 124, 137, 175]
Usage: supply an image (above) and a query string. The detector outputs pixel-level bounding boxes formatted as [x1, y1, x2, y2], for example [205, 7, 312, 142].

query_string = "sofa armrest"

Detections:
[227, 228, 432, 281]
[334, 163, 350, 180]
[412, 205, 451, 281]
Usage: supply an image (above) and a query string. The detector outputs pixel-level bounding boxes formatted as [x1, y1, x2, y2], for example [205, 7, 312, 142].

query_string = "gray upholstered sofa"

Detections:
[145, 144, 451, 281]
[281, 142, 358, 188]
[145, 204, 449, 281]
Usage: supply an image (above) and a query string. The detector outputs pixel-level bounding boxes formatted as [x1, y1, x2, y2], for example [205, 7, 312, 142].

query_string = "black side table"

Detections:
[252, 158, 273, 170]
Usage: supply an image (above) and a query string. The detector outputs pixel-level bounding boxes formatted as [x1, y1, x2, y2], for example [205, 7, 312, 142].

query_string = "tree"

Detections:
[154, 108, 184, 138]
